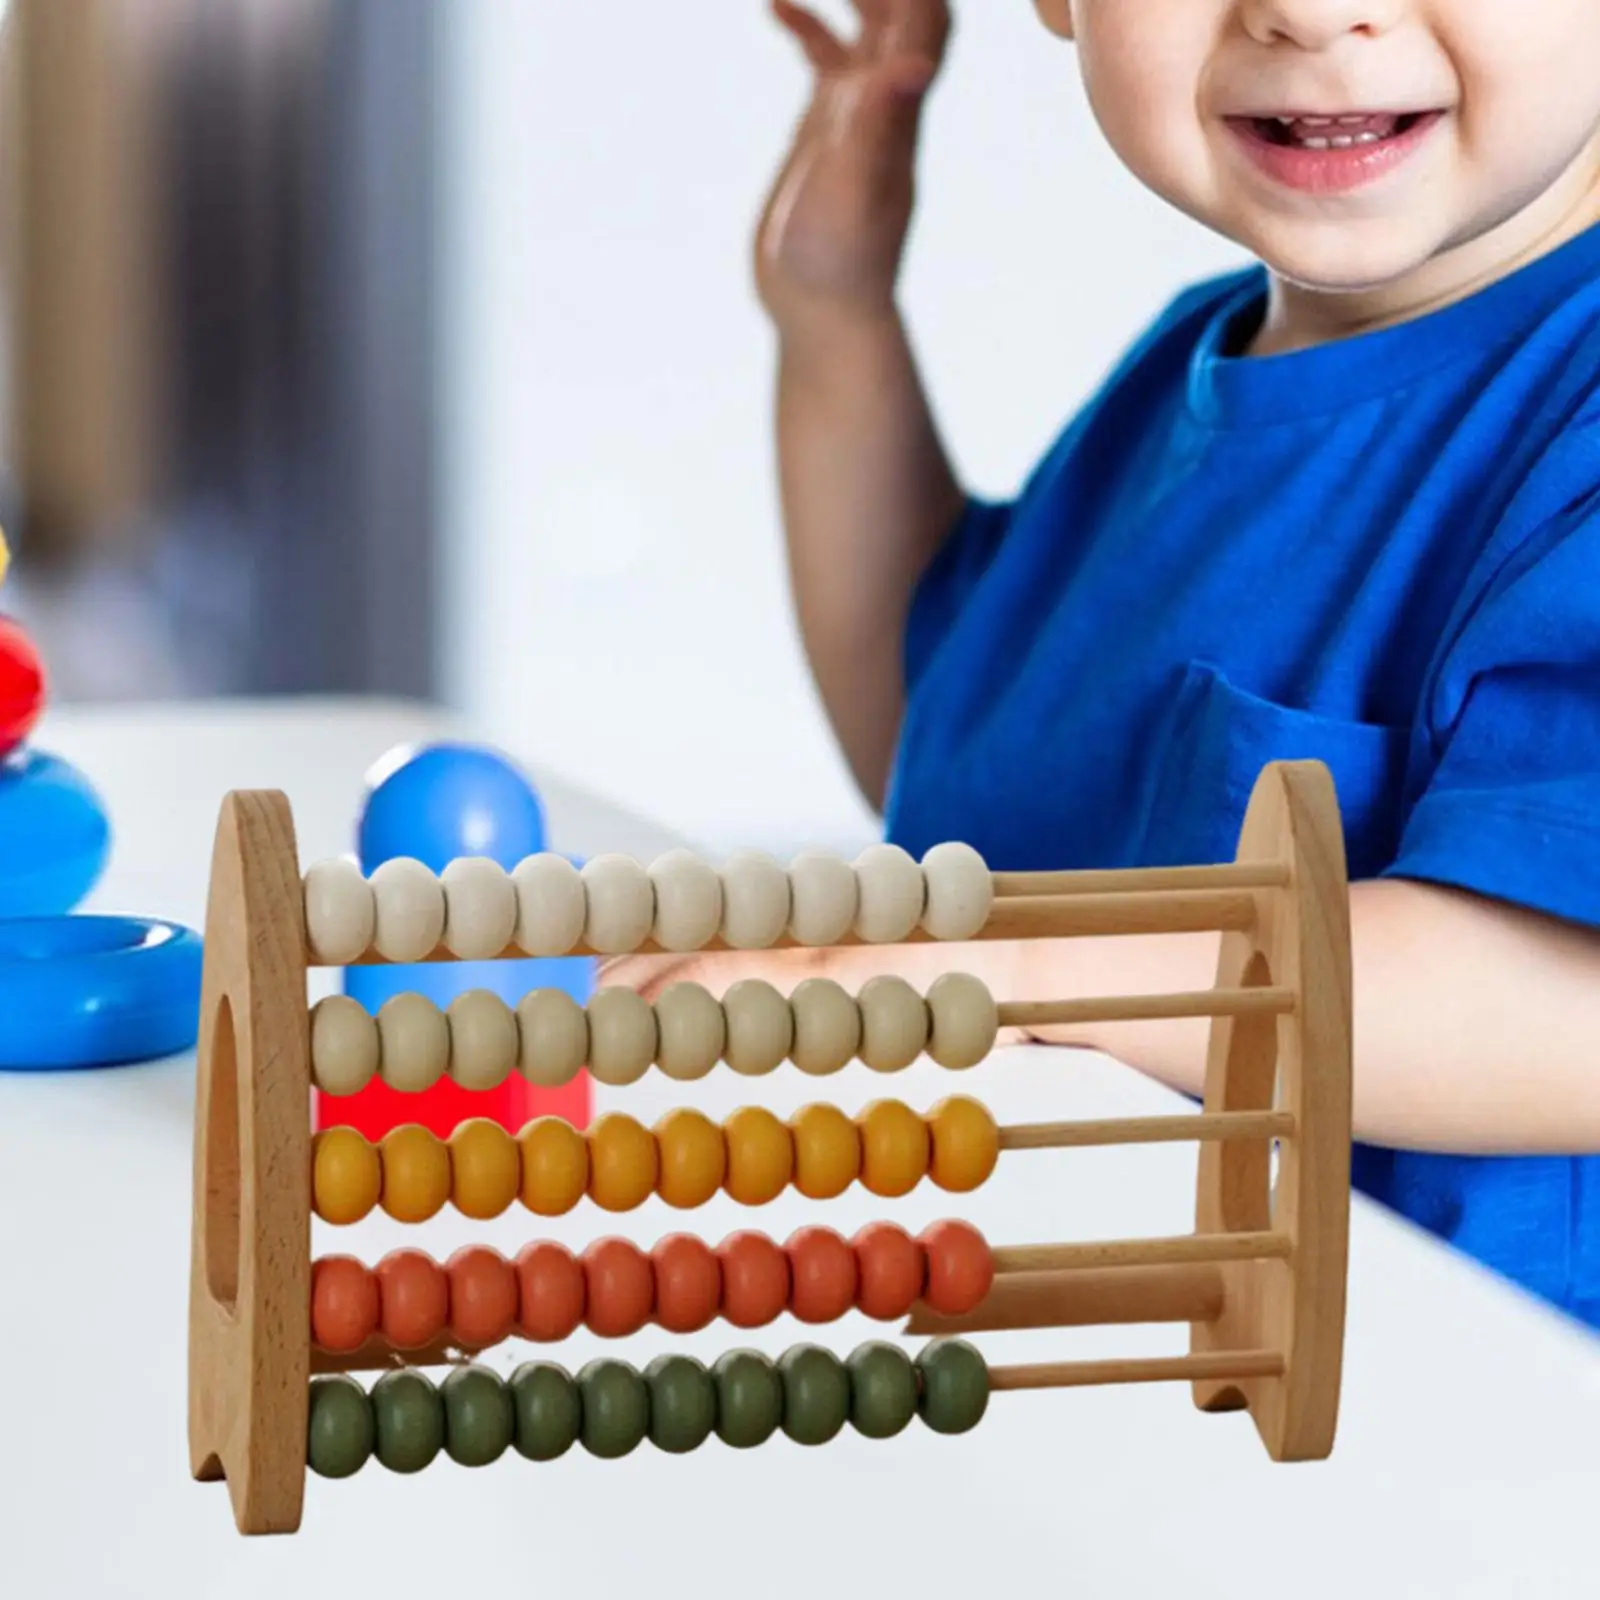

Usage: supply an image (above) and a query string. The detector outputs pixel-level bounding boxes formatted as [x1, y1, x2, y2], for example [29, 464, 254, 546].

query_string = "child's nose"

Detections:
[1238, 0, 1403, 51]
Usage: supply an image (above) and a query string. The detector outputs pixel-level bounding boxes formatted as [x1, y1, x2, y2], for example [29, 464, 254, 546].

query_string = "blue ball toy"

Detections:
[0, 747, 111, 917]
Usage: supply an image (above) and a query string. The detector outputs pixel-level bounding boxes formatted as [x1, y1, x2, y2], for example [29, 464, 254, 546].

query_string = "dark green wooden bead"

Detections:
[645, 1354, 716, 1455]
[510, 1361, 582, 1462]
[372, 1368, 445, 1473]
[442, 1364, 515, 1467]
[307, 1375, 374, 1478]
[847, 1341, 918, 1440]
[578, 1358, 649, 1460]
[778, 1344, 850, 1447]
[916, 1338, 990, 1435]
[712, 1349, 783, 1450]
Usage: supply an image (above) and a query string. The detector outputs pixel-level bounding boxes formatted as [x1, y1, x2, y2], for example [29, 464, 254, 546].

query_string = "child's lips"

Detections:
[1223, 108, 1445, 195]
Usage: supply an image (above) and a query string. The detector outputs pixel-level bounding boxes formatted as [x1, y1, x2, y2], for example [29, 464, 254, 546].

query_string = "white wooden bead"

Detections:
[719, 850, 791, 950]
[582, 854, 656, 954]
[787, 851, 858, 946]
[517, 989, 588, 1086]
[926, 972, 999, 1070]
[653, 982, 726, 1081]
[722, 978, 793, 1075]
[376, 991, 449, 1093]
[441, 857, 517, 959]
[586, 986, 657, 1086]
[512, 853, 586, 956]
[304, 858, 375, 965]
[648, 850, 723, 951]
[857, 974, 929, 1072]
[447, 989, 518, 1091]
[310, 994, 378, 1096]
[920, 842, 993, 941]
[852, 844, 926, 943]
[788, 978, 861, 1075]
[370, 857, 446, 963]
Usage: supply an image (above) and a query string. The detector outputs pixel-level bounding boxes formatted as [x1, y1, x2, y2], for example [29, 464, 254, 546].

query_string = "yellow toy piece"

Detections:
[0, 524, 9, 589]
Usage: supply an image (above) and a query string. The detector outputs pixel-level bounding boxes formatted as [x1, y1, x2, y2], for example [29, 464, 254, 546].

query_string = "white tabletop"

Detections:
[3, 698, 1598, 1599]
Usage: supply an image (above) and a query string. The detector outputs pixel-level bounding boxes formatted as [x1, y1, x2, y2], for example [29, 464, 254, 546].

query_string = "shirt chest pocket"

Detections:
[1140, 660, 1413, 879]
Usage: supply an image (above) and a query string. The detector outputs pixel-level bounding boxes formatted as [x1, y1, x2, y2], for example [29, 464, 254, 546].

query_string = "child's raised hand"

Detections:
[755, 0, 951, 334]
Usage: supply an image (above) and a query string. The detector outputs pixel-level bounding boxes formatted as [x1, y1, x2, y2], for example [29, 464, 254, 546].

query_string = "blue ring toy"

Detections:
[0, 915, 203, 1070]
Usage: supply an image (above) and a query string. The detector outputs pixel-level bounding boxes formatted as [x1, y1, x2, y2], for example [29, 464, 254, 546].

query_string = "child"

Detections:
[609, 0, 1600, 1328]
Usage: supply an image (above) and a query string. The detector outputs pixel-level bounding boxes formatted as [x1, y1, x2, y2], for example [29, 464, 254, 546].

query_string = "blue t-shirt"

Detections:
[889, 218, 1600, 1328]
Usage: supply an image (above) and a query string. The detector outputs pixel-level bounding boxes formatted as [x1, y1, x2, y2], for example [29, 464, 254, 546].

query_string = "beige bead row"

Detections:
[301, 841, 992, 967]
[309, 971, 1000, 1097]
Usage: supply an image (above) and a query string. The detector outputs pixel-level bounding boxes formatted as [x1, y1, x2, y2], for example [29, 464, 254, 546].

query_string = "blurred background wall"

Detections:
[0, 0, 1245, 855]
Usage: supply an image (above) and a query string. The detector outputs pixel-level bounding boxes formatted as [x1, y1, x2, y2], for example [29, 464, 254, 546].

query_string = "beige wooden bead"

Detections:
[926, 972, 999, 1070]
[852, 844, 926, 944]
[653, 982, 726, 1081]
[920, 842, 993, 941]
[310, 994, 379, 1096]
[857, 974, 929, 1072]
[719, 850, 791, 950]
[722, 978, 793, 1075]
[441, 857, 517, 959]
[517, 989, 588, 1086]
[788, 977, 861, 1075]
[447, 989, 519, 1091]
[648, 850, 723, 951]
[512, 853, 586, 956]
[370, 857, 446, 963]
[582, 854, 656, 954]
[586, 986, 658, 1086]
[787, 851, 858, 947]
[376, 991, 450, 1093]
[303, 858, 375, 965]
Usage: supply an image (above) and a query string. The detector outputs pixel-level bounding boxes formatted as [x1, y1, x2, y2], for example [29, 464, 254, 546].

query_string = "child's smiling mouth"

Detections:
[1224, 108, 1447, 196]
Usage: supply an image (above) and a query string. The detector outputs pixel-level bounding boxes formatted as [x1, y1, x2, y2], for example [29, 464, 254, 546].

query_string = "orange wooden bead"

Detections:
[920, 1219, 994, 1316]
[310, 1255, 379, 1352]
[717, 1230, 789, 1329]
[446, 1244, 519, 1347]
[586, 1113, 659, 1213]
[651, 1233, 722, 1334]
[379, 1124, 451, 1223]
[514, 1240, 585, 1342]
[852, 1221, 925, 1321]
[448, 1117, 521, 1219]
[312, 1127, 381, 1224]
[375, 1249, 449, 1349]
[856, 1099, 930, 1198]
[785, 1226, 858, 1325]
[654, 1108, 727, 1209]
[582, 1237, 655, 1337]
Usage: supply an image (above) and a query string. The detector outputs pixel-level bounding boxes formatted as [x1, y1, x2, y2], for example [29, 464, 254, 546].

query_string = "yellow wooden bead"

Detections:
[927, 1095, 1000, 1193]
[312, 1127, 381, 1224]
[722, 1106, 794, 1206]
[379, 1124, 451, 1223]
[654, 1108, 727, 1210]
[448, 1117, 521, 1219]
[857, 1099, 930, 1198]
[587, 1112, 659, 1213]
[789, 1102, 861, 1200]
[517, 1116, 589, 1216]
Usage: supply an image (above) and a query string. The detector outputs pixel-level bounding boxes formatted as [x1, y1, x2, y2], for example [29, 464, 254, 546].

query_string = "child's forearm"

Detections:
[1027, 878, 1600, 1155]
[775, 310, 966, 810]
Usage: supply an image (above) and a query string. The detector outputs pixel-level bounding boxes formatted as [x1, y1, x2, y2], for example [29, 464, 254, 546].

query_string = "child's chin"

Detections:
[1248, 226, 1441, 298]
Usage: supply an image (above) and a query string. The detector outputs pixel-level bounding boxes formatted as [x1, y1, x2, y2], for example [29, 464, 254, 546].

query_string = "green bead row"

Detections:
[308, 1337, 989, 1478]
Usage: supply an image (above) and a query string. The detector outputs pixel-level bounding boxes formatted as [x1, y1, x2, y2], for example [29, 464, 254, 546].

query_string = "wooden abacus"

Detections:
[188, 757, 1351, 1535]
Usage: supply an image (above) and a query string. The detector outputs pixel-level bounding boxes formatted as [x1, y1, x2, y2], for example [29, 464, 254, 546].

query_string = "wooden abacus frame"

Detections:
[188, 758, 1351, 1536]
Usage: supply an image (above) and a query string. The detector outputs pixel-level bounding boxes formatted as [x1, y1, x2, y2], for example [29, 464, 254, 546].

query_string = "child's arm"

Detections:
[601, 879, 1600, 1155]
[757, 0, 964, 811]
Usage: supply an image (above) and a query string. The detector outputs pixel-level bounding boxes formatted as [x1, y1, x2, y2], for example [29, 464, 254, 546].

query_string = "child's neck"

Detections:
[1248, 155, 1600, 358]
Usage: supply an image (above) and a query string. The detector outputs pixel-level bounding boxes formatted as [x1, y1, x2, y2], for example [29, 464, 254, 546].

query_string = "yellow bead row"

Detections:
[310, 1095, 1001, 1226]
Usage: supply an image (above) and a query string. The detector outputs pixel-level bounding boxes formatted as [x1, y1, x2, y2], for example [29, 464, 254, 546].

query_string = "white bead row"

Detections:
[302, 841, 992, 966]
[309, 971, 999, 1097]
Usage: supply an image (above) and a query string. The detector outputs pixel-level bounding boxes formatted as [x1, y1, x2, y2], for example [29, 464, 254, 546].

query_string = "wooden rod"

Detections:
[1000, 985, 1294, 1029]
[906, 1264, 1225, 1335]
[990, 1348, 1285, 1392]
[994, 1231, 1291, 1274]
[999, 1110, 1294, 1153]
[992, 862, 1289, 898]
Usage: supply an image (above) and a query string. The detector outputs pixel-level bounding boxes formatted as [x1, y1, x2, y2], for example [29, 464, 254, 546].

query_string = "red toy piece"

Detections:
[0, 616, 45, 758]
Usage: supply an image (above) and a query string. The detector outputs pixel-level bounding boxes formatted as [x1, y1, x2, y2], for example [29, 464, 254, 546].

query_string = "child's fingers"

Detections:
[882, 0, 952, 62]
[771, 0, 849, 72]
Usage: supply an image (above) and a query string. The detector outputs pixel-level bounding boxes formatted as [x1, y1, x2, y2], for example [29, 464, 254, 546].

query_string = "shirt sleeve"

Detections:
[1381, 489, 1600, 929]
[902, 495, 1014, 696]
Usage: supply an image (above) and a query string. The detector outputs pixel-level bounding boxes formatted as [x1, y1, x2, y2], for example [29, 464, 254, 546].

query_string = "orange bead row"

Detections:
[310, 1219, 995, 1354]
